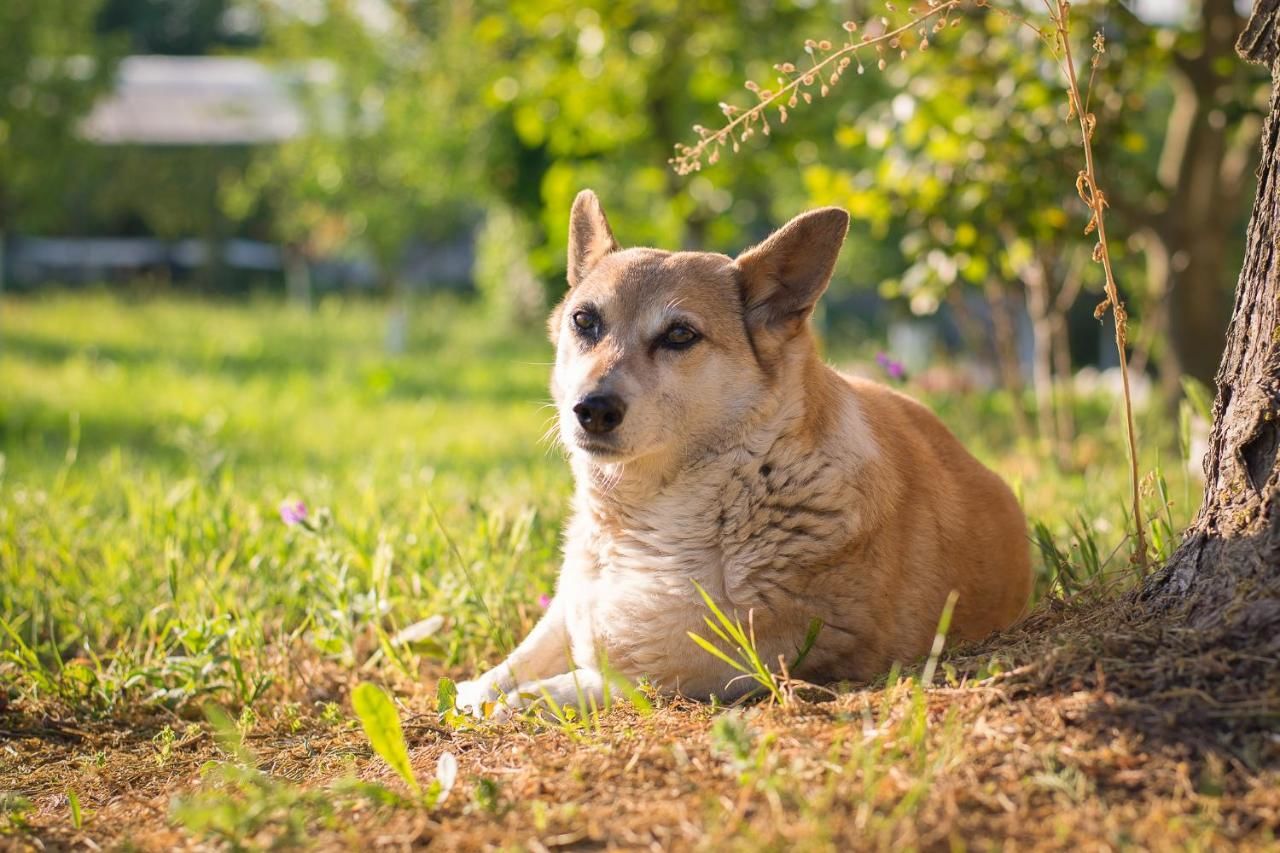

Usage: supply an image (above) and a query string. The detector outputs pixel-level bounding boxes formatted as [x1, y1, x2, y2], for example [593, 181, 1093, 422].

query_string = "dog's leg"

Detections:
[502, 668, 607, 718]
[455, 595, 573, 716]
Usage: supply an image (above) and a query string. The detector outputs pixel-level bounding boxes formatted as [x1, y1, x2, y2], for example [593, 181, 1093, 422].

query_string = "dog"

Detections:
[455, 190, 1031, 715]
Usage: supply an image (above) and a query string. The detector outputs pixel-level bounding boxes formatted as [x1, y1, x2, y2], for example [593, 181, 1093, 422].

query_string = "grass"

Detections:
[1, 289, 1275, 849]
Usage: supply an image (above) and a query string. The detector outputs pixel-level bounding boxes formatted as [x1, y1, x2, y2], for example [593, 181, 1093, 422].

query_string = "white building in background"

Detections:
[9, 55, 469, 292]
[80, 55, 328, 146]
[4, 56, 328, 288]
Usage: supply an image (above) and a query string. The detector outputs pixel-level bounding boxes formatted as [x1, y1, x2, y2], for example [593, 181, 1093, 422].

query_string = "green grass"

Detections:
[0, 289, 1197, 716]
[1, 291, 568, 712]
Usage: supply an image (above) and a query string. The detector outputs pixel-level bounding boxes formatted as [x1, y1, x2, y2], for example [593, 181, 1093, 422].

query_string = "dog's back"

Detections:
[838, 376, 1031, 663]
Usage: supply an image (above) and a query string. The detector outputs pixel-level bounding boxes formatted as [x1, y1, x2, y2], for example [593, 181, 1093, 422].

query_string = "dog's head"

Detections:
[548, 190, 849, 468]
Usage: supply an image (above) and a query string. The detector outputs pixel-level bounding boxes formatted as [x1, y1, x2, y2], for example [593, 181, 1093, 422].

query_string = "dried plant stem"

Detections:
[669, 1, 963, 175]
[1046, 1, 1149, 572]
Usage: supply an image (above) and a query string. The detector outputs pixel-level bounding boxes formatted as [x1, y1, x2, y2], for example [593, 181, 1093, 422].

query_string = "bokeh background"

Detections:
[2, 0, 1263, 391]
[0, 0, 1268, 709]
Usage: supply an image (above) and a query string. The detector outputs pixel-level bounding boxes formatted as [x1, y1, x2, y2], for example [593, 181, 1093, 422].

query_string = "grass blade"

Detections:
[351, 682, 421, 796]
[687, 631, 750, 673]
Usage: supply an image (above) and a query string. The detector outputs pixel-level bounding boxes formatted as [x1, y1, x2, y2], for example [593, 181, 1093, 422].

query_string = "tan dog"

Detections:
[456, 190, 1031, 714]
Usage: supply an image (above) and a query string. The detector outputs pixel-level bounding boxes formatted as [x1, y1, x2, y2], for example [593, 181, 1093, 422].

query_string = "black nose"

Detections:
[574, 394, 626, 434]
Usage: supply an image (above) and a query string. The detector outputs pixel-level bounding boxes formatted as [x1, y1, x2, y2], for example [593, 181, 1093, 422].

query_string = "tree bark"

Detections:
[1023, 255, 1059, 455]
[1132, 226, 1183, 410]
[1141, 2, 1280, 637]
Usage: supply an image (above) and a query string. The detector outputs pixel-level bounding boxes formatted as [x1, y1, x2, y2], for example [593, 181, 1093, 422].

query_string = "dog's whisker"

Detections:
[539, 429, 562, 450]
[593, 462, 626, 495]
[537, 418, 562, 446]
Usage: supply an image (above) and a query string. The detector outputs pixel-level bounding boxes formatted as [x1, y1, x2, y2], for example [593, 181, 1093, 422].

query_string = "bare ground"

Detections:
[4, 589, 1278, 851]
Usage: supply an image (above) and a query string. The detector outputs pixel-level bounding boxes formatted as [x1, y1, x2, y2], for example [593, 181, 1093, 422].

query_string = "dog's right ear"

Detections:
[733, 207, 848, 370]
[734, 207, 849, 335]
[567, 189, 619, 289]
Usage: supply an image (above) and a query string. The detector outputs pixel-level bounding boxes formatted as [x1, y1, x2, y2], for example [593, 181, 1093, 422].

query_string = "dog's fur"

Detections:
[455, 190, 1031, 713]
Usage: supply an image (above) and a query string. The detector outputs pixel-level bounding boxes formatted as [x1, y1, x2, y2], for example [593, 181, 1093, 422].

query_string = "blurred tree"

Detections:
[255, 1, 487, 252]
[0, 0, 120, 286]
[90, 145, 257, 290]
[240, 0, 899, 327]
[478, 0, 868, 289]
[802, 8, 1093, 457]
[230, 1, 493, 340]
[1105, 0, 1262, 390]
[862, 0, 1260, 428]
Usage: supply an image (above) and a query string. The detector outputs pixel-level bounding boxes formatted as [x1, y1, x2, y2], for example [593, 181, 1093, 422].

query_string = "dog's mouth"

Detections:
[570, 427, 628, 458]
[573, 435, 626, 458]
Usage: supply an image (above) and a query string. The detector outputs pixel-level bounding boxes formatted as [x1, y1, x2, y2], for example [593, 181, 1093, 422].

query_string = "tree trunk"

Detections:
[1023, 255, 1060, 457]
[983, 278, 1033, 444]
[1122, 0, 1255, 389]
[1048, 255, 1080, 463]
[1141, 3, 1280, 638]
[1133, 225, 1184, 411]
[1163, 59, 1235, 386]
[284, 244, 314, 310]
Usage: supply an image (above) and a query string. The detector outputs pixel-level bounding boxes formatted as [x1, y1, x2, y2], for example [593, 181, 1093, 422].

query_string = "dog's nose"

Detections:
[574, 394, 626, 434]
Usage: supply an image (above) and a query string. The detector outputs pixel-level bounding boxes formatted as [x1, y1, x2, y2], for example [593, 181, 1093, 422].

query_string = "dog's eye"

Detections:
[571, 310, 600, 336]
[660, 324, 699, 349]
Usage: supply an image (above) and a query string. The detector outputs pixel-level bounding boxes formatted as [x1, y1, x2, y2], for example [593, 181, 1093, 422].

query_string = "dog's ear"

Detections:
[734, 207, 849, 338]
[567, 189, 619, 289]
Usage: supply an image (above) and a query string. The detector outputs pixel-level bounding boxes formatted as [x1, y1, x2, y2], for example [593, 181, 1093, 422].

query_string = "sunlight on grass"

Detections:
[1, 292, 566, 711]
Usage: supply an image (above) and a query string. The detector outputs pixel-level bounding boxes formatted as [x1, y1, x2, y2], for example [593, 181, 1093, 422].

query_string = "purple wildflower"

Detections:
[537, 593, 552, 610]
[875, 352, 907, 381]
[279, 499, 308, 526]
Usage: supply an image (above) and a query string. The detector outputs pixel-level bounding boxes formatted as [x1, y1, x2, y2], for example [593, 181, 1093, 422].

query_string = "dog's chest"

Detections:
[565, 449, 854, 689]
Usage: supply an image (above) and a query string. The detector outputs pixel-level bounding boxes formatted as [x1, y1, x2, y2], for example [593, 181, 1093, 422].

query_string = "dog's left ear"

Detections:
[567, 189, 620, 289]
[734, 207, 850, 339]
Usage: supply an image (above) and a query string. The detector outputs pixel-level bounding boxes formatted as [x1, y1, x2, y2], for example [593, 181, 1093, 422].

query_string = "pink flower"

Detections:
[537, 594, 552, 610]
[876, 352, 907, 382]
[279, 499, 308, 526]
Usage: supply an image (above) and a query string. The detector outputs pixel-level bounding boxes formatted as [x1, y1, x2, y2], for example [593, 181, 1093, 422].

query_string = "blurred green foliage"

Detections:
[0, 0, 121, 234]
[222, 0, 869, 290]
[0, 0, 1265, 383]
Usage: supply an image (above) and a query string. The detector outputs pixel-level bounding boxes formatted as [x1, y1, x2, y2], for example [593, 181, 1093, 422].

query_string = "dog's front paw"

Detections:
[454, 678, 506, 720]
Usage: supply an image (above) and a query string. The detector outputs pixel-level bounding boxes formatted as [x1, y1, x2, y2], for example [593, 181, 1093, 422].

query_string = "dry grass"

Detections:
[6, 588, 1278, 851]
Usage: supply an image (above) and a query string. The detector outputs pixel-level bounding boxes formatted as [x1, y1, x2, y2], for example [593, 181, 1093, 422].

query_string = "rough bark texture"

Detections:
[1141, 2, 1280, 643]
